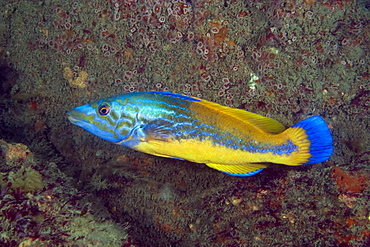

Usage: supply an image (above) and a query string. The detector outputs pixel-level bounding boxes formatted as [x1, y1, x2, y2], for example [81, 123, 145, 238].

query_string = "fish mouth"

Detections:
[67, 110, 93, 130]
[67, 111, 80, 124]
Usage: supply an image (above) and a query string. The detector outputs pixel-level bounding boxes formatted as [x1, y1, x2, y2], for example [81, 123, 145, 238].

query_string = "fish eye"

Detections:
[98, 104, 110, 116]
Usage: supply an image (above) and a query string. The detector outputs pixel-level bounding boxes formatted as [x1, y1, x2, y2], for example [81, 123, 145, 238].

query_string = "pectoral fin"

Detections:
[143, 119, 175, 141]
[206, 163, 268, 177]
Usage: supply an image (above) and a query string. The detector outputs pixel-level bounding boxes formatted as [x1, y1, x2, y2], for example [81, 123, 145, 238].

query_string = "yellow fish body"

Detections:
[67, 91, 333, 176]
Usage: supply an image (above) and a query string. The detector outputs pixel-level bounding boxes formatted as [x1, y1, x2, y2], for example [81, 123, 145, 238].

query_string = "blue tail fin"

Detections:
[292, 116, 333, 165]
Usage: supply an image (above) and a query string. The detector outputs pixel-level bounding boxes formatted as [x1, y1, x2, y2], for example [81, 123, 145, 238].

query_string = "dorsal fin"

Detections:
[147, 91, 286, 134]
[149, 91, 200, 102]
[194, 97, 286, 134]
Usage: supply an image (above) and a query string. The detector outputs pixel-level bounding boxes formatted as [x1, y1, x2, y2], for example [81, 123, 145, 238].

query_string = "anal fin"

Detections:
[206, 163, 268, 177]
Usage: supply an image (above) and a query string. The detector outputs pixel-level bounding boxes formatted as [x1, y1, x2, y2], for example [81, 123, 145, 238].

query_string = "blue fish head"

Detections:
[67, 95, 136, 143]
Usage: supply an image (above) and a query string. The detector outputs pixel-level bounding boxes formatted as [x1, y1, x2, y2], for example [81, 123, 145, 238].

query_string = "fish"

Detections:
[67, 91, 333, 177]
